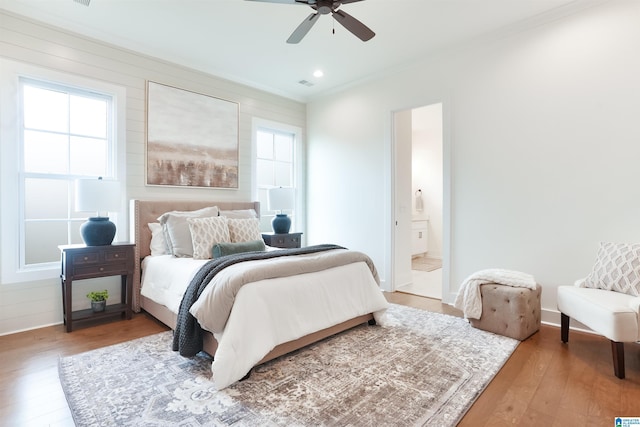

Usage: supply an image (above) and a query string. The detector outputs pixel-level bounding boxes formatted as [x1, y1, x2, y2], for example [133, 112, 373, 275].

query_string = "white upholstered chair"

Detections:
[557, 242, 640, 379]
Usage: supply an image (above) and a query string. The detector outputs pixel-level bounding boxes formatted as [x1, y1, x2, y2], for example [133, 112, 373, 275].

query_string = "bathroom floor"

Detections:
[397, 257, 443, 299]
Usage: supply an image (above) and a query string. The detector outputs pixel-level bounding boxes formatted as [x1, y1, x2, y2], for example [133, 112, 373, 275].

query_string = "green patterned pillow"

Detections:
[212, 240, 266, 258]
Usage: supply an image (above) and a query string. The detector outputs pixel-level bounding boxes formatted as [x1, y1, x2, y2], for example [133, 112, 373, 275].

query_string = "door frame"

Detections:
[385, 98, 453, 303]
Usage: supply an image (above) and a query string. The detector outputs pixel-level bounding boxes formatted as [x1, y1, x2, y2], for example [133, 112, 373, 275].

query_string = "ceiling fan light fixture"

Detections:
[313, 70, 324, 78]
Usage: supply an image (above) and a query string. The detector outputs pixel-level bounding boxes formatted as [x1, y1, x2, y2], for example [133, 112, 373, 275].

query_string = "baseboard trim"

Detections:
[541, 307, 596, 335]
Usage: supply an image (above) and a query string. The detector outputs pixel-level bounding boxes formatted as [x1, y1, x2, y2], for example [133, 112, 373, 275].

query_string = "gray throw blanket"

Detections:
[172, 244, 345, 357]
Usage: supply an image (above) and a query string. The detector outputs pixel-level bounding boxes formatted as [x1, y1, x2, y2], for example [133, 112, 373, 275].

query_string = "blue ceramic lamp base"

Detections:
[80, 217, 116, 246]
[271, 214, 291, 234]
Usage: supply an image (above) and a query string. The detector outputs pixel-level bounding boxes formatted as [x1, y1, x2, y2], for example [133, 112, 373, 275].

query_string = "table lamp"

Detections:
[267, 187, 294, 234]
[75, 177, 120, 246]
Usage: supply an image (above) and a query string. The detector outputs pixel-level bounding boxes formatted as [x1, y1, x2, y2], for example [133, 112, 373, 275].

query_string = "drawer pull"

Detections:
[84, 256, 89, 261]
[114, 254, 119, 258]
[99, 267, 104, 271]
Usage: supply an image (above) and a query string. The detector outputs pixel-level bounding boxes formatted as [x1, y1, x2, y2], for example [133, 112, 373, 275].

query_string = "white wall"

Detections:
[0, 11, 306, 335]
[307, 1, 640, 323]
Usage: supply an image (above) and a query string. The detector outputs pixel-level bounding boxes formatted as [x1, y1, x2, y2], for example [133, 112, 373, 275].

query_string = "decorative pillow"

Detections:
[219, 209, 258, 219]
[147, 223, 168, 256]
[187, 216, 230, 260]
[212, 240, 266, 258]
[582, 242, 640, 297]
[157, 206, 219, 257]
[227, 218, 262, 243]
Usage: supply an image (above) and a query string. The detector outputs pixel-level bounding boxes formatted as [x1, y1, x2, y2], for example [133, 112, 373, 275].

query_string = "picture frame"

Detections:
[145, 81, 239, 188]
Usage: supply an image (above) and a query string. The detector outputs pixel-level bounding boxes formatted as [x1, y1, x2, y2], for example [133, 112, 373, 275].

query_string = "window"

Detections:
[253, 119, 303, 233]
[1, 60, 126, 283]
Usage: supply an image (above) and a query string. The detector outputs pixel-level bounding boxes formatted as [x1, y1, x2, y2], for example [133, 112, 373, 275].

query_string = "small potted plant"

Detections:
[87, 290, 109, 312]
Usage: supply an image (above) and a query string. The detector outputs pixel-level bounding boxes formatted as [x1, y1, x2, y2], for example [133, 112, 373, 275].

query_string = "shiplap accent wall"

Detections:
[0, 10, 306, 335]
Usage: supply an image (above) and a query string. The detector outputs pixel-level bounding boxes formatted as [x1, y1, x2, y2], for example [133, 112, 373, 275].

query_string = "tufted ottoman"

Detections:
[469, 283, 542, 340]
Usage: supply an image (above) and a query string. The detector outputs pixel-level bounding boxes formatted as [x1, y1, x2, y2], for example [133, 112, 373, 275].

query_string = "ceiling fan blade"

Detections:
[340, 0, 365, 4]
[332, 9, 375, 41]
[245, 0, 301, 4]
[287, 12, 320, 44]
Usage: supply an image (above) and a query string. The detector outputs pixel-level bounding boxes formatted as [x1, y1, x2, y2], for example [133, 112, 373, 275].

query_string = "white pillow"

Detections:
[157, 206, 219, 257]
[583, 242, 640, 297]
[147, 223, 168, 256]
[227, 218, 262, 243]
[187, 216, 230, 260]
[219, 209, 258, 219]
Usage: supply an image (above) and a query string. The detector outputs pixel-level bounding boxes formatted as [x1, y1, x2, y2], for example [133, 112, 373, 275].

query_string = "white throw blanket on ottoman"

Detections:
[454, 269, 537, 319]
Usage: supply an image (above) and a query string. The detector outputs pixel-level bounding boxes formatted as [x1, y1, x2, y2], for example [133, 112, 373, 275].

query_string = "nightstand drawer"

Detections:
[72, 251, 100, 265]
[262, 232, 303, 249]
[74, 262, 128, 278]
[105, 249, 129, 262]
[274, 235, 299, 247]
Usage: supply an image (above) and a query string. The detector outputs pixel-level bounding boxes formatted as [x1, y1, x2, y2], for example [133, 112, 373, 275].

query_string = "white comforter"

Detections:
[141, 254, 389, 389]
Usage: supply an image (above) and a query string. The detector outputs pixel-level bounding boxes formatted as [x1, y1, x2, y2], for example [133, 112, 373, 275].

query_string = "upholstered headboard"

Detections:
[129, 199, 260, 312]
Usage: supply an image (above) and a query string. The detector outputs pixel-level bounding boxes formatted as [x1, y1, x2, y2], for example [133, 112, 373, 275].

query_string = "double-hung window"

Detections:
[253, 119, 303, 234]
[1, 60, 125, 283]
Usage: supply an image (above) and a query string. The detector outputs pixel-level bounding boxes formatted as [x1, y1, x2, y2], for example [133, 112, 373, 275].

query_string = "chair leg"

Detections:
[611, 341, 625, 379]
[560, 313, 569, 343]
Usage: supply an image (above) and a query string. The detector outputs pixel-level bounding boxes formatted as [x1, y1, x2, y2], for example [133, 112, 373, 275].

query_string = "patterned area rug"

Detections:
[59, 304, 518, 426]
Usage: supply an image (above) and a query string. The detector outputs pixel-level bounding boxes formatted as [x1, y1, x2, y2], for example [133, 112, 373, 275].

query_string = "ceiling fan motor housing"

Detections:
[315, 1, 336, 14]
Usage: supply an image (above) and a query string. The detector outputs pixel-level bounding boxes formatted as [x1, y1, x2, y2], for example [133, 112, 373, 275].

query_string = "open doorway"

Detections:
[393, 103, 444, 299]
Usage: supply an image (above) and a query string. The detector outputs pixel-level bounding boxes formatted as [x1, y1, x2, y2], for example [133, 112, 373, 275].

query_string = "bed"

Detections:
[130, 199, 389, 389]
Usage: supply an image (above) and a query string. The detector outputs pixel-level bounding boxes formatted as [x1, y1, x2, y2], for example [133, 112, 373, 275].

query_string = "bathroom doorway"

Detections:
[393, 103, 445, 299]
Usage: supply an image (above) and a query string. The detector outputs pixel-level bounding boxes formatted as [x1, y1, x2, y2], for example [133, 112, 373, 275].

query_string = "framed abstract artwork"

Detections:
[145, 81, 239, 188]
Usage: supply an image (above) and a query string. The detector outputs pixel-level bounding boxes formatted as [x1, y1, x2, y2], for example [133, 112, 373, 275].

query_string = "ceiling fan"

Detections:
[247, 0, 375, 44]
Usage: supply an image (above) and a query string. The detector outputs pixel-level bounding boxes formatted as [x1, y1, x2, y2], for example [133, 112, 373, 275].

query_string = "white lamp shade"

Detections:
[75, 178, 120, 214]
[267, 187, 294, 211]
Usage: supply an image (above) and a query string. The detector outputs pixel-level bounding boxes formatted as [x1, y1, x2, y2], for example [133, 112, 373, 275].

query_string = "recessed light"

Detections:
[313, 70, 324, 78]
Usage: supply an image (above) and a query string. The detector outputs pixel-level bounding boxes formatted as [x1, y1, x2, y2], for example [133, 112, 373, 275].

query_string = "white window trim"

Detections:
[251, 117, 305, 235]
[0, 59, 127, 284]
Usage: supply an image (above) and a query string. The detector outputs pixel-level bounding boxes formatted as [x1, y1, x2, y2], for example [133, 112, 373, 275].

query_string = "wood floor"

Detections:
[1, 293, 639, 426]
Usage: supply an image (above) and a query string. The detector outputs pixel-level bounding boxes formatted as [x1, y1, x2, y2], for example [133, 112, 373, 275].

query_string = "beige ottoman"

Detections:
[469, 283, 542, 340]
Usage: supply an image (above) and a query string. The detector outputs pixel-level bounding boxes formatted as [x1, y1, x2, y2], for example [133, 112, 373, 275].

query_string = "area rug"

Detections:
[59, 304, 518, 426]
[412, 256, 442, 272]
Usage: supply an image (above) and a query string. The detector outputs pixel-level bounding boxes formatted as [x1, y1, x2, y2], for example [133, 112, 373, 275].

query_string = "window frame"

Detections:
[0, 59, 127, 284]
[251, 117, 305, 236]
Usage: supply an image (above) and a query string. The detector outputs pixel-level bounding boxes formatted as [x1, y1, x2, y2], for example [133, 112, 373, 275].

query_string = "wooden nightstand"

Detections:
[59, 243, 135, 332]
[262, 232, 303, 249]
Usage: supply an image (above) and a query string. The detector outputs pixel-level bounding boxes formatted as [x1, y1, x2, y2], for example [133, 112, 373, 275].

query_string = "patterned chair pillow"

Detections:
[227, 218, 262, 243]
[582, 242, 640, 297]
[187, 216, 230, 260]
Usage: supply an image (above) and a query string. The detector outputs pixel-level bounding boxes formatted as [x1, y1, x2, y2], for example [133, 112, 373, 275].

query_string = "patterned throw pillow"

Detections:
[582, 242, 640, 297]
[157, 206, 219, 257]
[227, 218, 262, 243]
[187, 216, 230, 260]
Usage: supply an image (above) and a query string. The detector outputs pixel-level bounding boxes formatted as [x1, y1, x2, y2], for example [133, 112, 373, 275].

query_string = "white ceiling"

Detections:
[1, 0, 588, 102]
